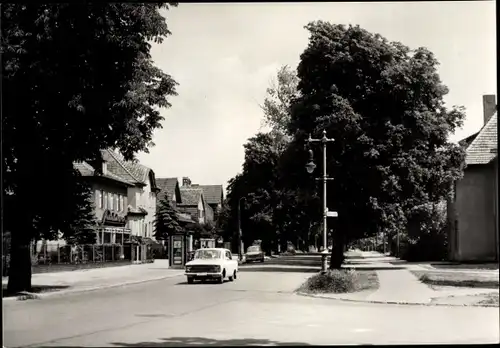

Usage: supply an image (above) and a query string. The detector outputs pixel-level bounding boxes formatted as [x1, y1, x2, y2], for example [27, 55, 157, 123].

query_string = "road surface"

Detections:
[3, 257, 499, 346]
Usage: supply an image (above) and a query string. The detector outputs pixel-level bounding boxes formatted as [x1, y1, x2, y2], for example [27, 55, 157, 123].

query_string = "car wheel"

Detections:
[260, 257, 264, 263]
[218, 270, 225, 284]
[233, 270, 237, 280]
[187, 277, 194, 284]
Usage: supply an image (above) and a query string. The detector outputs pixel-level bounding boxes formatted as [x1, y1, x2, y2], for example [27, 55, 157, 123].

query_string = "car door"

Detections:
[225, 250, 235, 273]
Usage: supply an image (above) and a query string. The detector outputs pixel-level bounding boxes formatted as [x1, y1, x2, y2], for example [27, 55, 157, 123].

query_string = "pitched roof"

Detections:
[179, 187, 203, 206]
[466, 112, 498, 165]
[197, 185, 224, 205]
[156, 177, 180, 203]
[73, 161, 133, 186]
[459, 132, 479, 148]
[103, 149, 155, 187]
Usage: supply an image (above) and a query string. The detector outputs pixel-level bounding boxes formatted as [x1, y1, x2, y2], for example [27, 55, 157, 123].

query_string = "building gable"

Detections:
[466, 112, 498, 166]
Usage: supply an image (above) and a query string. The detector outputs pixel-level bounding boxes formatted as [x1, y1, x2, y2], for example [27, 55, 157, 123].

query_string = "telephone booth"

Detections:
[168, 231, 193, 268]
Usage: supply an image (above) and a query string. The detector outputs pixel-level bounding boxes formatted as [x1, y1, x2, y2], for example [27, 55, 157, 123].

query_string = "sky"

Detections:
[137, 1, 497, 193]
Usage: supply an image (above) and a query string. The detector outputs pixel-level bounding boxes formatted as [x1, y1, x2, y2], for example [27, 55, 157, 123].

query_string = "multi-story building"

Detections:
[74, 160, 131, 244]
[75, 149, 160, 244]
[193, 184, 224, 226]
[177, 177, 213, 225]
[101, 150, 160, 240]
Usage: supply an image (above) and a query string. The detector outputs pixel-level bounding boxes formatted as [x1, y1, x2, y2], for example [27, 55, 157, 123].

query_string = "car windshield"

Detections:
[247, 246, 260, 253]
[194, 249, 222, 260]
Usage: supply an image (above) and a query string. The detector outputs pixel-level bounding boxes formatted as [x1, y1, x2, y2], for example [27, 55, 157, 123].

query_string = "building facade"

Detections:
[74, 149, 160, 244]
[102, 149, 160, 240]
[196, 184, 224, 226]
[448, 95, 498, 262]
[178, 177, 213, 224]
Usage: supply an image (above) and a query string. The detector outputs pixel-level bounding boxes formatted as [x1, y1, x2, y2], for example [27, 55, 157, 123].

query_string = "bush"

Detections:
[298, 269, 378, 294]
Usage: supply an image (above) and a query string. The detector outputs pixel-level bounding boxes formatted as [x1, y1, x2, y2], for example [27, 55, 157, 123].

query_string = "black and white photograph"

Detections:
[2, 1, 498, 346]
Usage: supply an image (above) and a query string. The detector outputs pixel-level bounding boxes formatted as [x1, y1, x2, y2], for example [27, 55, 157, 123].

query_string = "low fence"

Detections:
[32, 243, 133, 265]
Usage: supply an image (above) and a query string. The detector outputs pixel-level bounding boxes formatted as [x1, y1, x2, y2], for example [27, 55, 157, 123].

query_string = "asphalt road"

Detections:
[3, 257, 499, 347]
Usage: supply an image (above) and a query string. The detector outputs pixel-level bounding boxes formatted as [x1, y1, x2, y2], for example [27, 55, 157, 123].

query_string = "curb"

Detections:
[4, 272, 185, 302]
[295, 291, 499, 308]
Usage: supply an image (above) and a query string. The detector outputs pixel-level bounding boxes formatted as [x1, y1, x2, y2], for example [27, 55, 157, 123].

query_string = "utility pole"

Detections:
[237, 197, 246, 261]
[306, 130, 335, 274]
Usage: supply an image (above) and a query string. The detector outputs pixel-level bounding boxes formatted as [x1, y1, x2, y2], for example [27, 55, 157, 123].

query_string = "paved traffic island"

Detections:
[296, 251, 500, 307]
[411, 269, 499, 307]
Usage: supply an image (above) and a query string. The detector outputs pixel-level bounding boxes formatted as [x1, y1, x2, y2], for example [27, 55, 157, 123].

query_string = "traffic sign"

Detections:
[327, 211, 338, 217]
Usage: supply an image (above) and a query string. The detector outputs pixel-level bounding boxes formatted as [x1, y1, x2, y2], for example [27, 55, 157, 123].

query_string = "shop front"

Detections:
[97, 209, 130, 252]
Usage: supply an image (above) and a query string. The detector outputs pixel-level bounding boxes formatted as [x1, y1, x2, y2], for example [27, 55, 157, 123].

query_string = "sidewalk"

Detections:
[3, 260, 184, 300]
[298, 251, 499, 306]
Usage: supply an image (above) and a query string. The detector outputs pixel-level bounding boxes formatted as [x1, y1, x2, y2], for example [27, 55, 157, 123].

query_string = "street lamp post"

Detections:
[237, 197, 246, 261]
[306, 130, 335, 274]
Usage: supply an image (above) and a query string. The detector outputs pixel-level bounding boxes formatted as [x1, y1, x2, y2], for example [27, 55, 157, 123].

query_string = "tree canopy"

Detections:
[289, 22, 465, 266]
[2, 3, 178, 292]
[155, 196, 183, 240]
[222, 22, 465, 268]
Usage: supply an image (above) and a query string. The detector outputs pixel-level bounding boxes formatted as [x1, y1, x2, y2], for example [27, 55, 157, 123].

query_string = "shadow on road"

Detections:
[2, 284, 70, 298]
[239, 266, 319, 273]
[39, 337, 310, 347]
[109, 337, 311, 347]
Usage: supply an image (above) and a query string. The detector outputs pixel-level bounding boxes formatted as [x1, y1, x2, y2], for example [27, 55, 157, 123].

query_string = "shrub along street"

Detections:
[297, 269, 379, 294]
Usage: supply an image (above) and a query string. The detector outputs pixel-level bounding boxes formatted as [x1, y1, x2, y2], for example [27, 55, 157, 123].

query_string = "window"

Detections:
[103, 192, 108, 209]
[108, 193, 113, 211]
[124, 196, 128, 212]
[113, 194, 118, 212]
[96, 190, 102, 209]
[119, 195, 123, 212]
[225, 251, 232, 260]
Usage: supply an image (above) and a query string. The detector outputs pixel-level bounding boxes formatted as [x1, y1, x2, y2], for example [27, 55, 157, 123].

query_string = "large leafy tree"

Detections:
[261, 65, 299, 137]
[155, 196, 183, 240]
[288, 22, 465, 268]
[2, 3, 178, 292]
[222, 65, 319, 254]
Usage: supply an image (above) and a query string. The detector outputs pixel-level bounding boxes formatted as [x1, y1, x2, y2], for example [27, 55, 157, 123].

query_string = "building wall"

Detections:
[92, 181, 128, 222]
[142, 179, 157, 239]
[125, 177, 157, 239]
[454, 163, 497, 261]
[205, 203, 214, 224]
[178, 206, 198, 222]
[197, 198, 205, 224]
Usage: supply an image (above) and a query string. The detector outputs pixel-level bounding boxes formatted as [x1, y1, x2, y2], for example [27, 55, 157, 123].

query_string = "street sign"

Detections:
[327, 211, 338, 217]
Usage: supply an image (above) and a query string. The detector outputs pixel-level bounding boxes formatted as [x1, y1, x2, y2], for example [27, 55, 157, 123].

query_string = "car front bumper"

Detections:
[185, 272, 222, 278]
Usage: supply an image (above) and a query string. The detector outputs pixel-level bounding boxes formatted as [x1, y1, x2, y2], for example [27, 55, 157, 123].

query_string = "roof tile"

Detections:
[198, 185, 224, 205]
[179, 187, 203, 206]
[466, 112, 498, 165]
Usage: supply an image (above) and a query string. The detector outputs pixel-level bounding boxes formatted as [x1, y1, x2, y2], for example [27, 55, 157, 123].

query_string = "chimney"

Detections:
[483, 95, 497, 124]
[102, 161, 108, 175]
[182, 177, 191, 187]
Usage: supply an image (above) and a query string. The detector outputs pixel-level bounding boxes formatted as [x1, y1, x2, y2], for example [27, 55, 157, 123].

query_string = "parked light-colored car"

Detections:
[185, 248, 238, 284]
[245, 245, 265, 263]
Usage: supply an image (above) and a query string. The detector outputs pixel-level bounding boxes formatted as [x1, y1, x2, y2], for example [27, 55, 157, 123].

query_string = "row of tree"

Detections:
[220, 21, 466, 268]
[3, 4, 179, 293]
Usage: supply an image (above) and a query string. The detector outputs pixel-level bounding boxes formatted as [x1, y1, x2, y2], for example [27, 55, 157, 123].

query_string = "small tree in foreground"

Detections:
[155, 196, 183, 240]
